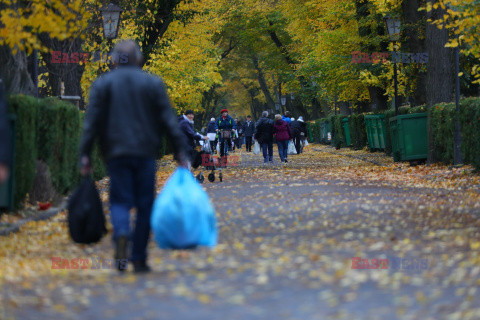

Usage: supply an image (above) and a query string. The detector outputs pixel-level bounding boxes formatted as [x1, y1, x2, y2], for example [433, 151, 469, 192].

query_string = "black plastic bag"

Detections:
[67, 177, 107, 244]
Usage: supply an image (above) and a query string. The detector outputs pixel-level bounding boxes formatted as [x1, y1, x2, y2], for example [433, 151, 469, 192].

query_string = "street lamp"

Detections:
[384, 16, 401, 115]
[100, 3, 123, 40]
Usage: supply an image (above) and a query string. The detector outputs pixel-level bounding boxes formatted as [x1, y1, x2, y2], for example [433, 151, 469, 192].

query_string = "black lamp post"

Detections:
[384, 16, 401, 116]
[454, 31, 463, 165]
[100, 3, 123, 41]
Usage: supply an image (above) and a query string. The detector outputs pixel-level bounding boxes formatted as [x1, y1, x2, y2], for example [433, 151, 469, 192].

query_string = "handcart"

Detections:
[192, 142, 225, 183]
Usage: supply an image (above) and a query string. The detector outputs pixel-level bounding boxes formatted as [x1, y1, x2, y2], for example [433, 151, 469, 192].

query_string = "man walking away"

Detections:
[243, 115, 255, 152]
[235, 119, 243, 150]
[254, 111, 274, 163]
[0, 79, 10, 185]
[290, 117, 302, 155]
[282, 111, 292, 125]
[273, 114, 292, 163]
[206, 117, 217, 153]
[297, 116, 307, 153]
[79, 40, 189, 273]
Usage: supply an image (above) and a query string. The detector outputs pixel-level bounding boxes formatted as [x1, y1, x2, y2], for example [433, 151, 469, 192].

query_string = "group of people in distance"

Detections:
[177, 108, 308, 165]
[253, 110, 307, 163]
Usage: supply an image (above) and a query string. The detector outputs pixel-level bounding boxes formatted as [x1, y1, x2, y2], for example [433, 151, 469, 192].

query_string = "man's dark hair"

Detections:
[247, 115, 251, 118]
[185, 110, 194, 115]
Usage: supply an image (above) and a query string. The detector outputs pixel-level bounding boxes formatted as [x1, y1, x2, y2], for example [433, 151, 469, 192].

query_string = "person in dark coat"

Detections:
[79, 40, 189, 273]
[178, 110, 207, 149]
[0, 79, 10, 184]
[178, 110, 208, 166]
[254, 111, 274, 163]
[234, 119, 243, 150]
[297, 116, 307, 153]
[242, 115, 255, 152]
[206, 117, 217, 153]
[273, 114, 293, 163]
[290, 116, 307, 154]
[215, 109, 236, 157]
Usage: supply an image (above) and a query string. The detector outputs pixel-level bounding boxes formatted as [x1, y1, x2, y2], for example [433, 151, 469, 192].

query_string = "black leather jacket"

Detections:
[79, 66, 188, 161]
[254, 117, 274, 144]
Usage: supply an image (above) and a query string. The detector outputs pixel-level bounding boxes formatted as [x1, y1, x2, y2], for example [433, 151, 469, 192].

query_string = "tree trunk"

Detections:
[39, 37, 85, 109]
[402, 0, 426, 106]
[0, 46, 36, 95]
[368, 86, 389, 111]
[426, 0, 453, 163]
[251, 55, 275, 109]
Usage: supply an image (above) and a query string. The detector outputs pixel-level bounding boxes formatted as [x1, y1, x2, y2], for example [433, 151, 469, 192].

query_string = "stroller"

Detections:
[192, 141, 224, 183]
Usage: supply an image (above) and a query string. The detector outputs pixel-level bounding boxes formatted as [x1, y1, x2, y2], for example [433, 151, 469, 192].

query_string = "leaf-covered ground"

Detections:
[1, 144, 480, 320]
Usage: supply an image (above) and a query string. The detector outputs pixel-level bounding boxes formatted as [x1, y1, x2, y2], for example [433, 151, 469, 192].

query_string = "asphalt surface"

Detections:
[2, 146, 480, 320]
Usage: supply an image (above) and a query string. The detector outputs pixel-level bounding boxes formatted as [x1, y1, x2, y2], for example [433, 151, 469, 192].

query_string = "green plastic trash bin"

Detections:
[364, 114, 386, 151]
[342, 118, 351, 147]
[306, 122, 313, 143]
[320, 121, 331, 144]
[0, 114, 16, 212]
[389, 113, 428, 162]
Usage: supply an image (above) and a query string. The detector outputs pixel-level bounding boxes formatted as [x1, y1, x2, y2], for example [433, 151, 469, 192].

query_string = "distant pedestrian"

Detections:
[178, 110, 208, 165]
[242, 115, 255, 152]
[254, 111, 274, 163]
[234, 118, 243, 150]
[215, 109, 236, 157]
[79, 40, 189, 273]
[0, 79, 10, 184]
[291, 116, 307, 154]
[282, 111, 292, 124]
[297, 116, 307, 153]
[273, 114, 292, 163]
[206, 117, 217, 153]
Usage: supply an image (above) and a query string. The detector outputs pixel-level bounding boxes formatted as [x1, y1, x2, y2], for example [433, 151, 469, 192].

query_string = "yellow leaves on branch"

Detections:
[0, 0, 91, 54]
[423, 0, 480, 83]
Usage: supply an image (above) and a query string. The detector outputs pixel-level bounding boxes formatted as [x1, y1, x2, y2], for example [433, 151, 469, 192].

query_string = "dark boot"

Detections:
[115, 235, 129, 272]
[133, 260, 151, 273]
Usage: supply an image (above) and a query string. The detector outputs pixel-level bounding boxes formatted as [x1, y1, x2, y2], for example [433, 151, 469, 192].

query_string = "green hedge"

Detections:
[7, 95, 37, 208]
[311, 120, 322, 143]
[349, 114, 367, 150]
[429, 98, 480, 169]
[8, 95, 105, 209]
[329, 115, 347, 148]
[458, 98, 480, 169]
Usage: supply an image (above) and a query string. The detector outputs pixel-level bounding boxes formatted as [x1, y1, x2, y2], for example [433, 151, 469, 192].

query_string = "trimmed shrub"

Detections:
[459, 98, 480, 169]
[429, 102, 455, 164]
[349, 114, 367, 150]
[35, 98, 66, 193]
[7, 95, 37, 209]
[329, 115, 347, 148]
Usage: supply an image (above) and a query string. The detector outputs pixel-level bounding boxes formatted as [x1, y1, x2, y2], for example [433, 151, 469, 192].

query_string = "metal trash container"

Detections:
[0, 114, 16, 212]
[364, 114, 386, 151]
[389, 113, 428, 162]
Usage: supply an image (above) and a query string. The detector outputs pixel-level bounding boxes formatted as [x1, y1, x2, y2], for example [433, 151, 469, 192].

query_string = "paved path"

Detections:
[1, 145, 480, 320]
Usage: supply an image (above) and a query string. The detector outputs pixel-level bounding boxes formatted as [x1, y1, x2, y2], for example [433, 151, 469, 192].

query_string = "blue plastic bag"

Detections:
[151, 168, 217, 249]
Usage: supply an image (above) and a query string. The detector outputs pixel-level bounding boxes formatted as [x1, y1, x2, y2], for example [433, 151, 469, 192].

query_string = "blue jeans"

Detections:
[261, 142, 273, 162]
[107, 156, 156, 262]
[277, 140, 289, 162]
